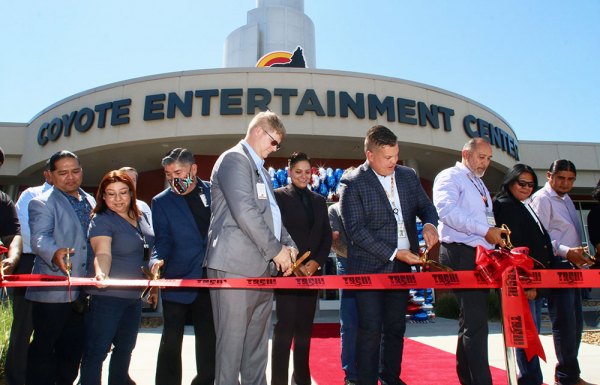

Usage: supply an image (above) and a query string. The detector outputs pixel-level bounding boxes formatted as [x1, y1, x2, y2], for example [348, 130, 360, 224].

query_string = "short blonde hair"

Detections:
[247, 111, 286, 139]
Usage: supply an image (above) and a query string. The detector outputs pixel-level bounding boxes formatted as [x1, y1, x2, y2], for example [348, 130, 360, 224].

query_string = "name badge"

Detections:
[486, 211, 496, 226]
[398, 221, 407, 238]
[257, 183, 268, 200]
[199, 193, 209, 207]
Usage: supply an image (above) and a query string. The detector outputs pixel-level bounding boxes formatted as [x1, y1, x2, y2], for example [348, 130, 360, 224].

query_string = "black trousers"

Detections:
[440, 242, 492, 385]
[155, 289, 216, 385]
[6, 253, 35, 385]
[26, 301, 85, 385]
[271, 289, 319, 385]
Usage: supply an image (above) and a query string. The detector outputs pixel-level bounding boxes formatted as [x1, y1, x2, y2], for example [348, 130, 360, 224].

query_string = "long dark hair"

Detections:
[92, 170, 140, 219]
[497, 163, 538, 200]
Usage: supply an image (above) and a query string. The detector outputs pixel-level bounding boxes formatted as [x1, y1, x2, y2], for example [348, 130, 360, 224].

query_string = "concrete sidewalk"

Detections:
[111, 314, 600, 385]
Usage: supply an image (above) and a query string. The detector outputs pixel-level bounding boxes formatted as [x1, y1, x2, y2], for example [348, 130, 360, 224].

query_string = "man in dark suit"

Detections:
[339, 125, 439, 385]
[150, 148, 215, 385]
[26, 150, 96, 385]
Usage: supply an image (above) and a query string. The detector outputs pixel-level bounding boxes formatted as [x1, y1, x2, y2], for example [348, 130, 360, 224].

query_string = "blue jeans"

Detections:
[548, 287, 583, 385]
[80, 295, 142, 385]
[516, 297, 544, 385]
[355, 289, 409, 385]
[337, 257, 358, 382]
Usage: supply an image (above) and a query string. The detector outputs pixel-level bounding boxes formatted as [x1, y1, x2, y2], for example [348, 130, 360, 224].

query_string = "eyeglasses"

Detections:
[516, 180, 535, 188]
[104, 190, 131, 200]
[261, 128, 281, 151]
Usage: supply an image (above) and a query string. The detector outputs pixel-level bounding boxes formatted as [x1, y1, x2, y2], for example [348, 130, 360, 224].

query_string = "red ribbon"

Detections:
[1, 270, 599, 289]
[475, 245, 546, 362]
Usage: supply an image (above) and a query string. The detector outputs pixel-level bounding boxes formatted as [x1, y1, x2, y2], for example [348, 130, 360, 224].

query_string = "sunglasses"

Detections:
[261, 128, 281, 150]
[516, 180, 535, 188]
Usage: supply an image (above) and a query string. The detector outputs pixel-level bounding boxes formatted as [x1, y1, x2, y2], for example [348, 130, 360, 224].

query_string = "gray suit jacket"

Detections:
[26, 188, 96, 303]
[204, 141, 295, 277]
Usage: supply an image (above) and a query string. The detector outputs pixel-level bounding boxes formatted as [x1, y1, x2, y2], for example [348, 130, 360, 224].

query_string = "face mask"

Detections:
[169, 173, 194, 195]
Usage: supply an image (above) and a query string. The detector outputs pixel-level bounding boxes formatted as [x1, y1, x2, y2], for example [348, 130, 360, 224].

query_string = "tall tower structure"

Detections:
[223, 0, 316, 68]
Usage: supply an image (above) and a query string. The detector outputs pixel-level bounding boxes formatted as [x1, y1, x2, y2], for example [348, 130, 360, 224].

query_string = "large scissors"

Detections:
[290, 251, 312, 276]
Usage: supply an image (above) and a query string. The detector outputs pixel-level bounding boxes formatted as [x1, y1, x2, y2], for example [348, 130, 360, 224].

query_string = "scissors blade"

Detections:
[291, 251, 311, 273]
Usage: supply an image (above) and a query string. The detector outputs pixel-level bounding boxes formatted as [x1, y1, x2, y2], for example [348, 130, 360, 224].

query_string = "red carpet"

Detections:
[308, 323, 509, 385]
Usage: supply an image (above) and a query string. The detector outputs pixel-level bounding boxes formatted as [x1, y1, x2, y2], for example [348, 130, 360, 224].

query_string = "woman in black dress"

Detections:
[271, 152, 333, 385]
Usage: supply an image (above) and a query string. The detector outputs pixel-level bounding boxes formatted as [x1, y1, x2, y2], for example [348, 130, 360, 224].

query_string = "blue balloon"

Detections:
[411, 310, 430, 322]
[326, 175, 336, 189]
[334, 168, 344, 183]
[318, 182, 328, 197]
[276, 169, 287, 186]
[271, 177, 280, 189]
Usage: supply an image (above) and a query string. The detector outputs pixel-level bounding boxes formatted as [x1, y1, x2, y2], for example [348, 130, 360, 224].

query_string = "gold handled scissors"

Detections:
[419, 247, 453, 272]
[290, 251, 311, 275]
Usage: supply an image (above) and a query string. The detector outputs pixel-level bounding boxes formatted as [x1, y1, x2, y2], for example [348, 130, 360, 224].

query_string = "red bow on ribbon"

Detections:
[475, 245, 546, 362]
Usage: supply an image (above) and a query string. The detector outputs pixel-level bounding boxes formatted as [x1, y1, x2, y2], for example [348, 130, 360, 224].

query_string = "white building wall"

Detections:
[224, 0, 316, 68]
[520, 140, 600, 189]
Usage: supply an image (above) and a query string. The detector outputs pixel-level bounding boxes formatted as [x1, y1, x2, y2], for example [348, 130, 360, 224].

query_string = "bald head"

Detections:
[462, 138, 492, 177]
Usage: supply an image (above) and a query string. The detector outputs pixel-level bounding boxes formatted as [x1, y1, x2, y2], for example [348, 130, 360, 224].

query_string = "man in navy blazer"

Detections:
[340, 125, 439, 385]
[26, 150, 96, 385]
[150, 148, 215, 385]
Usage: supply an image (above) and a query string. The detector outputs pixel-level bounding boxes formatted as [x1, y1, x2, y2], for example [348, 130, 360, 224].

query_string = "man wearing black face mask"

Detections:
[149, 148, 216, 385]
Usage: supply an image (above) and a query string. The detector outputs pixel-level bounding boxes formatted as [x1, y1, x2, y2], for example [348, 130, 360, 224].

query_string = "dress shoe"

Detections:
[575, 379, 597, 385]
[554, 379, 597, 385]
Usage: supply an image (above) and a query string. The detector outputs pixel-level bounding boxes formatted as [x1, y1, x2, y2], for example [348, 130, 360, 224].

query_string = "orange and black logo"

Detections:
[256, 46, 307, 68]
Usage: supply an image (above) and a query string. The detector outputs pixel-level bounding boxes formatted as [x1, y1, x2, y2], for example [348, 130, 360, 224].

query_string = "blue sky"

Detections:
[1, 0, 598, 143]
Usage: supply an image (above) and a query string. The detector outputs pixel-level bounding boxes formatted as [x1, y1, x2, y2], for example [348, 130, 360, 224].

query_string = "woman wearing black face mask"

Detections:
[270, 152, 333, 385]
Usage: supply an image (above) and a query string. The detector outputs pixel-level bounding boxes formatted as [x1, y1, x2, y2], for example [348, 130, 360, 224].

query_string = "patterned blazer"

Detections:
[339, 162, 438, 275]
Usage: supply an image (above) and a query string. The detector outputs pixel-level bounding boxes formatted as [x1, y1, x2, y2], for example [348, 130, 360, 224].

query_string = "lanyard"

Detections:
[135, 220, 149, 249]
[467, 173, 489, 208]
[383, 174, 400, 217]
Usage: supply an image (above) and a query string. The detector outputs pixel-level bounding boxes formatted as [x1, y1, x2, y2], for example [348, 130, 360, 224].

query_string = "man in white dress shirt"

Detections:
[530, 159, 595, 385]
[432, 138, 507, 385]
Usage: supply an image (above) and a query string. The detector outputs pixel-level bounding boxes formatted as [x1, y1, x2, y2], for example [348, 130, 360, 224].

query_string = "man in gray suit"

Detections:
[26, 150, 96, 385]
[205, 111, 297, 385]
[339, 125, 439, 385]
